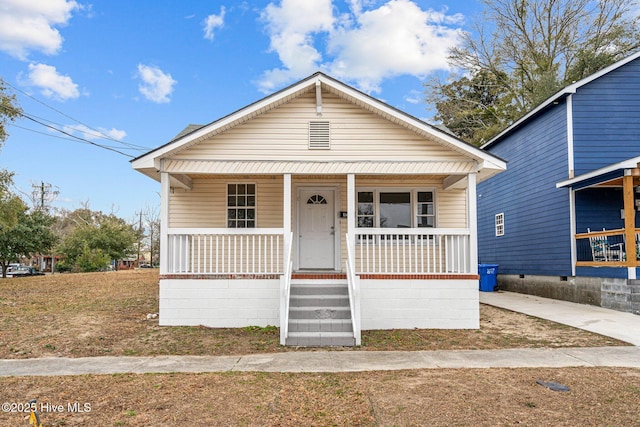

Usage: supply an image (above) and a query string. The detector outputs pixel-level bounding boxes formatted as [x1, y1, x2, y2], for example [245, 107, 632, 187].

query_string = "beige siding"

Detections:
[169, 175, 467, 229]
[169, 175, 468, 273]
[169, 176, 283, 228]
[171, 91, 469, 163]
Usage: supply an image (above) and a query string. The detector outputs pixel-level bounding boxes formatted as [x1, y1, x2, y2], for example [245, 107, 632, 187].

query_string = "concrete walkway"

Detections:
[1, 347, 639, 377]
[1, 291, 639, 377]
[480, 291, 640, 346]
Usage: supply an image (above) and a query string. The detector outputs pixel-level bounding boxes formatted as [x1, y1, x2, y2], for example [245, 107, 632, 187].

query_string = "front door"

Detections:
[298, 188, 336, 269]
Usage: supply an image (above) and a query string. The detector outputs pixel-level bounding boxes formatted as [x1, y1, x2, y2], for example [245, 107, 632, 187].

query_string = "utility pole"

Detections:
[30, 181, 59, 212]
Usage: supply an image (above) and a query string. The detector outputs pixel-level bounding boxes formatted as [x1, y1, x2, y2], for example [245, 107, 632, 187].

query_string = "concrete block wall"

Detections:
[601, 279, 640, 315]
[359, 279, 479, 330]
[159, 279, 280, 327]
[498, 274, 601, 306]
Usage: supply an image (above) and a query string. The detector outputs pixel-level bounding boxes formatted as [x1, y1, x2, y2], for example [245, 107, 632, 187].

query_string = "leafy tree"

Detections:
[0, 79, 21, 145]
[0, 176, 57, 277]
[427, 0, 640, 145]
[56, 208, 138, 272]
[428, 70, 517, 143]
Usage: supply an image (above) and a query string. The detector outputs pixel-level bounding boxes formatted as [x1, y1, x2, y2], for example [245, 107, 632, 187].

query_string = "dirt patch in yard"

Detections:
[0, 270, 625, 359]
[1, 367, 640, 426]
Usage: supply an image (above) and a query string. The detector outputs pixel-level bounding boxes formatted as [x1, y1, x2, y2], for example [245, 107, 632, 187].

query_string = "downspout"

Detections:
[567, 95, 577, 277]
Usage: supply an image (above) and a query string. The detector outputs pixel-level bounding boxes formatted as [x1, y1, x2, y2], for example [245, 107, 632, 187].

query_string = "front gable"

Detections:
[132, 72, 505, 182]
[173, 89, 471, 162]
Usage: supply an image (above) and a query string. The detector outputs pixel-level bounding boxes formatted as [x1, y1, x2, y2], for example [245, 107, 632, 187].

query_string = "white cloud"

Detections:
[257, 0, 334, 92]
[26, 63, 80, 100]
[257, 0, 464, 94]
[100, 127, 127, 141]
[404, 89, 421, 104]
[63, 124, 127, 141]
[136, 64, 177, 103]
[204, 6, 226, 41]
[0, 0, 80, 59]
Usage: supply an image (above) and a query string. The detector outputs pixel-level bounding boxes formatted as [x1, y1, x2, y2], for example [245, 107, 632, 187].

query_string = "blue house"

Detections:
[478, 52, 640, 314]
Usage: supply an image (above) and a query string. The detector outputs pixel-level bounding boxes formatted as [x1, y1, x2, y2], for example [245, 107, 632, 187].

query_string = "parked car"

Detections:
[7, 266, 45, 278]
[6, 263, 20, 273]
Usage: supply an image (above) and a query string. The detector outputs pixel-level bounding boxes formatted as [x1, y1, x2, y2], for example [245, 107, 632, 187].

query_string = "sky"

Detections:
[0, 0, 483, 223]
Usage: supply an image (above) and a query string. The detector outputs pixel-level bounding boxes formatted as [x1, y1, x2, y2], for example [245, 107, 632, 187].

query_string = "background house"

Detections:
[132, 72, 506, 346]
[478, 52, 640, 314]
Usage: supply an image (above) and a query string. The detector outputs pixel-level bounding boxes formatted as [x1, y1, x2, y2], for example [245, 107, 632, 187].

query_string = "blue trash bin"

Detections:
[478, 264, 499, 292]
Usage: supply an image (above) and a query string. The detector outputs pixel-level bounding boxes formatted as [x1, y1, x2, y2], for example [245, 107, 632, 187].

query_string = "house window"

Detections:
[380, 192, 411, 228]
[227, 183, 256, 228]
[356, 189, 436, 228]
[495, 212, 504, 236]
[357, 192, 374, 227]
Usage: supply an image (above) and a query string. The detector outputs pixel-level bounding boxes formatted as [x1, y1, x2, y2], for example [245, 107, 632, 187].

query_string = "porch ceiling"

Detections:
[163, 159, 477, 175]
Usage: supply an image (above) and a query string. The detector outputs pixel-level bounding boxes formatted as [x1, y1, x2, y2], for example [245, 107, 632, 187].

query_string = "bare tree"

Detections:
[427, 0, 640, 144]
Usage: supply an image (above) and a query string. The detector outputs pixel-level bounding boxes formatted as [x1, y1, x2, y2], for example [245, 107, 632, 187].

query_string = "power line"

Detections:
[0, 77, 151, 152]
[0, 103, 146, 157]
[7, 122, 146, 152]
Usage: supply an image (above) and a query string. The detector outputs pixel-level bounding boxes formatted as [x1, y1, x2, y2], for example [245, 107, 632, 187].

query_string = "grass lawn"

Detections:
[1, 270, 638, 426]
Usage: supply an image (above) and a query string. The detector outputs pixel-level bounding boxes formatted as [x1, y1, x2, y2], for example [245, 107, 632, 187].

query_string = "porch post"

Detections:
[283, 173, 292, 260]
[623, 175, 636, 279]
[347, 173, 356, 261]
[467, 172, 478, 274]
[159, 170, 170, 275]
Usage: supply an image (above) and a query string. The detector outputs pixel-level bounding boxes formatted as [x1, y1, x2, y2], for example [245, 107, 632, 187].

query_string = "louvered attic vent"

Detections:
[309, 120, 330, 149]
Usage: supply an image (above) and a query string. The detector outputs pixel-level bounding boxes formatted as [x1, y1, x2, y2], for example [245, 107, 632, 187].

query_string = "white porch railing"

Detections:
[353, 228, 472, 274]
[280, 232, 294, 345]
[345, 233, 361, 345]
[167, 228, 284, 274]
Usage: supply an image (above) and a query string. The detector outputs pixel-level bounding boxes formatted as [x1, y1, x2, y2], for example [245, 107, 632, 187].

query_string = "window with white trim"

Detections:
[227, 183, 256, 228]
[356, 189, 436, 229]
[495, 212, 504, 236]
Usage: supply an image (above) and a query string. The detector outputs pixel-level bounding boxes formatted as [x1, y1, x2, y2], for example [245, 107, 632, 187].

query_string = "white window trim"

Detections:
[495, 212, 504, 237]
[226, 182, 257, 228]
[356, 187, 437, 228]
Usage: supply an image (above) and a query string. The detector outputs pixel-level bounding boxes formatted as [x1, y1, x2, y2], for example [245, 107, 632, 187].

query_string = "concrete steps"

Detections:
[285, 281, 355, 347]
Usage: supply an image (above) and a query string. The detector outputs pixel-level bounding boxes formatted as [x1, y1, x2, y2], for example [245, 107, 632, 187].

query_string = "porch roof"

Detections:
[556, 155, 640, 190]
[163, 159, 477, 176]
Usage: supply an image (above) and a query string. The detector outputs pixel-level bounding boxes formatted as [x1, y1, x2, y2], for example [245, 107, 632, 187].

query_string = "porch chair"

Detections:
[587, 228, 625, 262]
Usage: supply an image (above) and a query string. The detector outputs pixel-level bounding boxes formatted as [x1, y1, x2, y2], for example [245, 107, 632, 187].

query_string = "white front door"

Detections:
[298, 188, 336, 269]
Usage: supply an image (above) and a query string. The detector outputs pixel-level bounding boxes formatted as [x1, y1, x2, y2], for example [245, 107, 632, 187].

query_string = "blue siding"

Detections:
[478, 100, 572, 276]
[575, 188, 627, 233]
[572, 58, 640, 175]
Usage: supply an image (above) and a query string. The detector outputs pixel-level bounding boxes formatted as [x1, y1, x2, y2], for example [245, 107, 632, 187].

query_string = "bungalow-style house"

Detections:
[478, 52, 640, 314]
[132, 72, 506, 346]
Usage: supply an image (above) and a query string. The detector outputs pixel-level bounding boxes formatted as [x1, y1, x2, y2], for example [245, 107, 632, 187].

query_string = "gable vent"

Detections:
[309, 120, 330, 150]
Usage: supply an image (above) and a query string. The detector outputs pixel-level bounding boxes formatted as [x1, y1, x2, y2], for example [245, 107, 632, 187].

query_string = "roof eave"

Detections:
[482, 50, 640, 150]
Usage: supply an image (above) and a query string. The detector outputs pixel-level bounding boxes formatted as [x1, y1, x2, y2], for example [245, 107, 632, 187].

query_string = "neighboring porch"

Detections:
[563, 163, 640, 279]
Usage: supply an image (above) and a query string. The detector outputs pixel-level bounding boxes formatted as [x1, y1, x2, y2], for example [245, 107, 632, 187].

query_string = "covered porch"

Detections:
[159, 172, 479, 278]
[559, 157, 640, 279]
